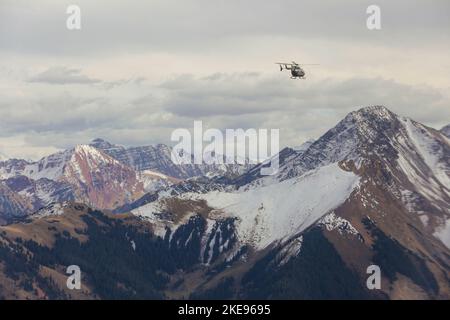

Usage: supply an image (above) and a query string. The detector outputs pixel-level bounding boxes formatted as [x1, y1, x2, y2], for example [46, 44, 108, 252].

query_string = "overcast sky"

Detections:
[0, 0, 449, 160]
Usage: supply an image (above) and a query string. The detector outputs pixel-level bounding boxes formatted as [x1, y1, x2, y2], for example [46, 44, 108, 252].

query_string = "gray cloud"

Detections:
[1, 71, 449, 158]
[160, 73, 450, 124]
[101, 77, 147, 90]
[0, 1, 449, 159]
[28, 66, 100, 84]
[1, 0, 449, 56]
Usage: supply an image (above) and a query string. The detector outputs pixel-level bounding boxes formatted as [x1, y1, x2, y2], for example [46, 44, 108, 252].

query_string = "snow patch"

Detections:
[138, 170, 172, 192]
[276, 236, 303, 266]
[318, 212, 359, 236]
[32, 202, 67, 219]
[434, 218, 450, 249]
[419, 215, 429, 226]
[403, 118, 450, 188]
[132, 203, 196, 239]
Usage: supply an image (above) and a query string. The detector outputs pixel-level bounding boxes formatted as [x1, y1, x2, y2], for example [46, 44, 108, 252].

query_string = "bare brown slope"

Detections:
[326, 158, 450, 299]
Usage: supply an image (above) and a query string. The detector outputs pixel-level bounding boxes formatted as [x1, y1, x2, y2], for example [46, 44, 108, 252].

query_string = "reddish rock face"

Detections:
[0, 145, 146, 217]
[62, 145, 145, 210]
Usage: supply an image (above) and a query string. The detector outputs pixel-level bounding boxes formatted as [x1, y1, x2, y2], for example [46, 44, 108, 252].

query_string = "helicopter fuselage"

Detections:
[291, 67, 305, 78]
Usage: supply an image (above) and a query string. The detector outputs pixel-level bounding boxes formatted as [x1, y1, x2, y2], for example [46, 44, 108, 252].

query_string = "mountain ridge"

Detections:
[0, 105, 449, 299]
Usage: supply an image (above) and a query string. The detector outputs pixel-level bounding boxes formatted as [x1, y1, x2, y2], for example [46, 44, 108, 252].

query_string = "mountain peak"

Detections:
[335, 105, 400, 140]
[75, 144, 101, 154]
[89, 138, 115, 149]
[349, 105, 397, 122]
[73, 144, 119, 166]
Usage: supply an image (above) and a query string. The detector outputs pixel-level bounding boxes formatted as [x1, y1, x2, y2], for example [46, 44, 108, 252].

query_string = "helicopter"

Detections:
[275, 61, 318, 79]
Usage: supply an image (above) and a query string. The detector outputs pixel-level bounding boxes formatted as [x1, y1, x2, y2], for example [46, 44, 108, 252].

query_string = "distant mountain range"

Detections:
[89, 138, 249, 179]
[0, 106, 449, 299]
[0, 139, 250, 223]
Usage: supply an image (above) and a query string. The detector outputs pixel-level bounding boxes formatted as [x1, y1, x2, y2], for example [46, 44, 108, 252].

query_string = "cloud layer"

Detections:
[28, 66, 100, 85]
[0, 0, 449, 159]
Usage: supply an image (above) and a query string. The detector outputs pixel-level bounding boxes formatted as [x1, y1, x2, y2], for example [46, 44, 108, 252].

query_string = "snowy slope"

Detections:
[132, 106, 450, 253]
[402, 118, 450, 188]
[434, 218, 450, 249]
[31, 202, 67, 219]
[1, 145, 146, 213]
[133, 163, 360, 249]
[2, 145, 128, 182]
[0, 159, 32, 180]
[138, 169, 180, 193]
[21, 149, 73, 181]
[0, 182, 33, 220]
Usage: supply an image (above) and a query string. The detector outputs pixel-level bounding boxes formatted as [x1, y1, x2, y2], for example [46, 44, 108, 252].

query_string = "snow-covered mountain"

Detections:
[0, 138, 250, 221]
[0, 159, 32, 180]
[0, 144, 148, 217]
[123, 106, 450, 299]
[133, 162, 359, 250]
[89, 138, 251, 179]
[0, 106, 448, 299]
[0, 181, 33, 224]
[59, 106, 448, 257]
[3, 175, 75, 211]
[59, 145, 146, 209]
